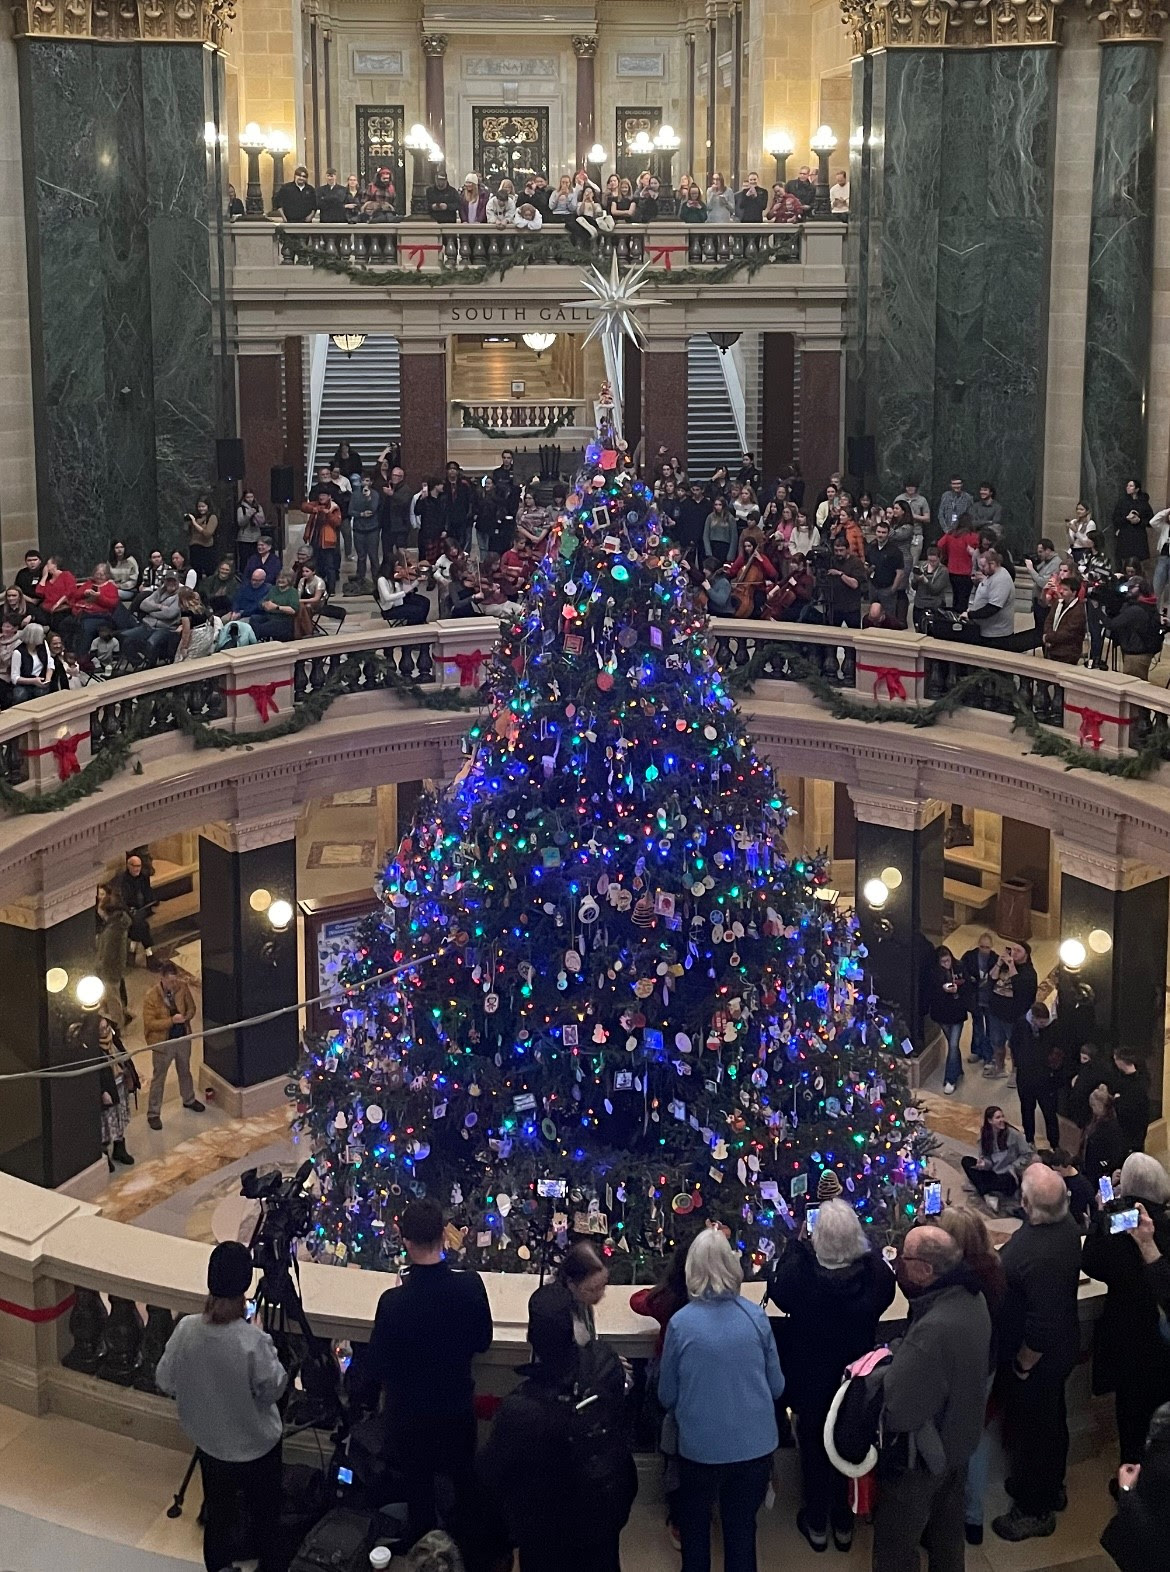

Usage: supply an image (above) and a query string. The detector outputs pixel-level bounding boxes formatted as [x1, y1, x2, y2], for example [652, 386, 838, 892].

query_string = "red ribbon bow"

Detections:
[402, 242, 444, 272]
[857, 662, 921, 701]
[224, 678, 291, 722]
[647, 243, 689, 272]
[27, 731, 87, 780]
[1065, 702, 1128, 752]
[447, 650, 488, 688]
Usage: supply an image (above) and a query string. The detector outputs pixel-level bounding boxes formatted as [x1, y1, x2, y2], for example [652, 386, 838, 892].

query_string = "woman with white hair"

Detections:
[1083, 1150, 1170, 1472]
[657, 1229, 785, 1572]
[767, 1197, 896, 1552]
[11, 620, 54, 703]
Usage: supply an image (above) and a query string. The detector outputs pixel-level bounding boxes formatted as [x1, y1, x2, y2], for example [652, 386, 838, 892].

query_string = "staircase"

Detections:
[311, 334, 402, 475]
[687, 334, 743, 482]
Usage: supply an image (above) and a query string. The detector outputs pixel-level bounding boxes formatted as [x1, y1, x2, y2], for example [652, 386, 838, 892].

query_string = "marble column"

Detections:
[642, 341, 688, 473]
[0, 899, 102, 1188]
[572, 36, 597, 170]
[238, 351, 285, 505]
[844, 53, 873, 488]
[851, 795, 946, 1050]
[16, 37, 228, 567]
[799, 348, 843, 504]
[422, 34, 447, 161]
[706, 20, 717, 186]
[1057, 843, 1167, 1113]
[399, 347, 448, 482]
[199, 832, 299, 1096]
[761, 333, 796, 477]
[1080, 37, 1159, 539]
[685, 34, 697, 177]
[853, 37, 1058, 553]
[730, 5, 743, 184]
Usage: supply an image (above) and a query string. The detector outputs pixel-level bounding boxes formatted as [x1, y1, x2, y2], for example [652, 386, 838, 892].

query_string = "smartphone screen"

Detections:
[245, 1298, 257, 1321]
[1099, 1176, 1115, 1204]
[806, 1206, 820, 1232]
[924, 1181, 943, 1215]
[1110, 1208, 1140, 1234]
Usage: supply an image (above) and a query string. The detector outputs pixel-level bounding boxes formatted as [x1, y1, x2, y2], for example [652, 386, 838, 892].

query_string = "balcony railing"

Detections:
[454, 400, 584, 431]
[262, 219, 808, 273]
[2, 618, 1169, 819]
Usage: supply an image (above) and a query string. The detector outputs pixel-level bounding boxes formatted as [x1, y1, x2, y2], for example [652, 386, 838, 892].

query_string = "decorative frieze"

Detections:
[13, 0, 234, 45]
[842, 0, 1066, 50]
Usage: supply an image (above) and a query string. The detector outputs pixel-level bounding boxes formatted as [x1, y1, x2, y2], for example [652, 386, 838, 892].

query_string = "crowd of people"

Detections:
[257, 163, 849, 231]
[155, 1163, 1170, 1572]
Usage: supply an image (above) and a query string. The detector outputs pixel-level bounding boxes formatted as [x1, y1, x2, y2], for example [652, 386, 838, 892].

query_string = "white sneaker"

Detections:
[986, 1194, 1000, 1214]
[943, 1082, 956, 1095]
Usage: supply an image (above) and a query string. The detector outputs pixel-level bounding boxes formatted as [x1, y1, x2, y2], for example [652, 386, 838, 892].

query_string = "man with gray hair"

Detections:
[994, 1163, 1083, 1542]
[871, 1225, 991, 1571]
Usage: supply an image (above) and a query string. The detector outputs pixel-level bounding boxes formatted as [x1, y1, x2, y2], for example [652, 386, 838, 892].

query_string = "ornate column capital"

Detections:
[846, 0, 1067, 49]
[420, 32, 448, 57]
[1086, 0, 1166, 41]
[13, 0, 235, 45]
[571, 34, 598, 57]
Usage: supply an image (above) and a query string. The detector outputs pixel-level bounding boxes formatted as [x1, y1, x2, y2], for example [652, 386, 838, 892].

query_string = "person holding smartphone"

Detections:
[1082, 1153, 1170, 1476]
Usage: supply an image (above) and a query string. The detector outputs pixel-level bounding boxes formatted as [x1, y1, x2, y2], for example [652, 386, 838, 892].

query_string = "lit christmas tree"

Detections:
[294, 474, 927, 1278]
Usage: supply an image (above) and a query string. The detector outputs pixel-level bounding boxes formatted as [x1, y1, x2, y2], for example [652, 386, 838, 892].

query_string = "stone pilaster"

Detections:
[421, 33, 447, 156]
[572, 36, 597, 171]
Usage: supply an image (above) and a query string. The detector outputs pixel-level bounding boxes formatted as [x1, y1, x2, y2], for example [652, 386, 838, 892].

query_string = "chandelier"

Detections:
[330, 333, 367, 358]
[522, 332, 556, 356]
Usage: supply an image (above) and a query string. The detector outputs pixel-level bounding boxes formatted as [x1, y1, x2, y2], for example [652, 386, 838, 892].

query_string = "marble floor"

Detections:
[0, 1401, 1118, 1572]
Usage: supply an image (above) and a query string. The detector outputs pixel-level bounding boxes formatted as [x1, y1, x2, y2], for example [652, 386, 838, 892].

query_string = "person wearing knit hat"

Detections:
[156, 1241, 287, 1572]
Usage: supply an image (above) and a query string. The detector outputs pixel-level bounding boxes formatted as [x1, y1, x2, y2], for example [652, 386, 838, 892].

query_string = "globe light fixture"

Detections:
[265, 129, 294, 193]
[1088, 928, 1114, 955]
[522, 332, 557, 356]
[267, 899, 294, 933]
[240, 122, 267, 215]
[766, 131, 795, 185]
[626, 129, 655, 158]
[880, 866, 903, 890]
[75, 975, 106, 1010]
[249, 888, 273, 913]
[1058, 937, 1087, 971]
[587, 143, 607, 188]
[862, 877, 890, 910]
[810, 125, 839, 219]
[45, 967, 69, 994]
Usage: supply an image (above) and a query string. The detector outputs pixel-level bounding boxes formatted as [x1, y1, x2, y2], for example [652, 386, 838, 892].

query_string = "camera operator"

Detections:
[1105, 575, 1163, 681]
[961, 547, 1016, 648]
[367, 1199, 493, 1550]
[156, 1241, 287, 1572]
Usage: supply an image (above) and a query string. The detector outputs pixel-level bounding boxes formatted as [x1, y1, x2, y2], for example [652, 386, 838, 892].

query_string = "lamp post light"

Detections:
[810, 124, 838, 219]
[766, 132, 795, 189]
[240, 121, 266, 215]
[406, 122, 435, 216]
[266, 130, 294, 201]
[587, 141, 607, 192]
[653, 123, 681, 201]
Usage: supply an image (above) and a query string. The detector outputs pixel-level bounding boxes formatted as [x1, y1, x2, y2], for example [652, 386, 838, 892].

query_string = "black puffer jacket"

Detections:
[767, 1238, 896, 1414]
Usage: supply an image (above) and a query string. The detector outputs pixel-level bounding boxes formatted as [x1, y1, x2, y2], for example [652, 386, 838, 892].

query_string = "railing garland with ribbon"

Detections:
[223, 678, 292, 723]
[401, 241, 445, 272]
[26, 731, 88, 781]
[856, 662, 923, 703]
[646, 243, 690, 272]
[1064, 702, 1131, 752]
[444, 650, 489, 688]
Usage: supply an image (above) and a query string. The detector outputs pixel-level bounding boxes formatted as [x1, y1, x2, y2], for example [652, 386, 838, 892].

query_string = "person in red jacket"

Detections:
[34, 556, 78, 633]
[68, 562, 121, 653]
[937, 522, 980, 612]
[300, 490, 343, 592]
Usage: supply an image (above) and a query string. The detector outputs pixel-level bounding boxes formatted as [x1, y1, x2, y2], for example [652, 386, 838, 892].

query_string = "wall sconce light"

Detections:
[267, 899, 294, 933]
[249, 888, 272, 913]
[862, 877, 890, 910]
[880, 866, 903, 890]
[1058, 937, 1087, 971]
[75, 975, 106, 1010]
[522, 332, 557, 356]
[45, 967, 70, 994]
[1088, 928, 1113, 955]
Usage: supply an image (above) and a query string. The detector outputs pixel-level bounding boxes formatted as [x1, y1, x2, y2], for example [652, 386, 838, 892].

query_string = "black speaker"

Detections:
[270, 464, 296, 506]
[216, 437, 246, 483]
[846, 435, 876, 478]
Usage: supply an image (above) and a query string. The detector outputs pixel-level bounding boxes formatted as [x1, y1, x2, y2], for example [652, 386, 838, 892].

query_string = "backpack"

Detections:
[215, 619, 257, 651]
[824, 1347, 892, 1478]
[538, 1341, 631, 1518]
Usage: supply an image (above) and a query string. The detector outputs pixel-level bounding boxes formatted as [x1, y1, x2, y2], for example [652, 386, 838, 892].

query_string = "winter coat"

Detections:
[142, 978, 196, 1047]
[987, 958, 1037, 1024]
[766, 1240, 896, 1414]
[1083, 1200, 1170, 1397]
[926, 964, 969, 1026]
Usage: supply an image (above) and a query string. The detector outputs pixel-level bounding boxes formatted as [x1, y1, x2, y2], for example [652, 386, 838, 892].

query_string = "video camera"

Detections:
[241, 1160, 315, 1290]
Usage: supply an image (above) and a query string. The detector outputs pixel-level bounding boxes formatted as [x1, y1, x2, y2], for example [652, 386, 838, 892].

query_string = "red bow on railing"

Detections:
[647, 244, 690, 272]
[857, 662, 921, 702]
[445, 650, 488, 688]
[223, 678, 292, 722]
[27, 731, 87, 781]
[402, 242, 444, 272]
[1065, 701, 1129, 752]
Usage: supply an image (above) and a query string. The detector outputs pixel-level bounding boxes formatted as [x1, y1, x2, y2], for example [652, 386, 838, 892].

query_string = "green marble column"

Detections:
[843, 54, 872, 483]
[852, 46, 1058, 552]
[18, 41, 228, 568]
[1080, 43, 1158, 546]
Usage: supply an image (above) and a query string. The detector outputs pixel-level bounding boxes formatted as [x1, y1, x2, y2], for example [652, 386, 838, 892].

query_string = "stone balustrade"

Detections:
[454, 400, 583, 431]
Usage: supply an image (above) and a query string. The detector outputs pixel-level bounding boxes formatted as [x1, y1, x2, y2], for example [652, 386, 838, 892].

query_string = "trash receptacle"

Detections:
[997, 878, 1032, 942]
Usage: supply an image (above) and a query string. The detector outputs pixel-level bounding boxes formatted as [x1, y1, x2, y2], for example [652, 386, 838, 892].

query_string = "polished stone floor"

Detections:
[0, 1403, 1117, 1572]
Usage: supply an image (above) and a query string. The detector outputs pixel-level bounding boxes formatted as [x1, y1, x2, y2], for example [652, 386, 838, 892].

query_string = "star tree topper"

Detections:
[569, 253, 666, 361]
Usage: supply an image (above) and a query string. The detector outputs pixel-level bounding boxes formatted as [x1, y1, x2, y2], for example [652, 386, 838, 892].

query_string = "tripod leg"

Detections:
[167, 1449, 201, 1517]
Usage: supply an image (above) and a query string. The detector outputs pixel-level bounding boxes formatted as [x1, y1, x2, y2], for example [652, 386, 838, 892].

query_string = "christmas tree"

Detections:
[294, 471, 928, 1278]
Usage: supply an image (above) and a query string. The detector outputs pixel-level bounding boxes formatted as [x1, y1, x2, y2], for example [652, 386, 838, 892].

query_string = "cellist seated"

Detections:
[727, 537, 778, 617]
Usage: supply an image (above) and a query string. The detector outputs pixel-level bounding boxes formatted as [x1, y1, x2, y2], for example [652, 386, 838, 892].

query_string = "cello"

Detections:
[729, 545, 769, 618]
